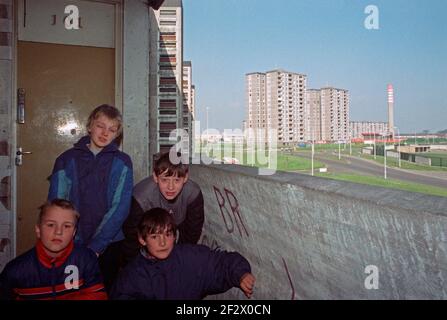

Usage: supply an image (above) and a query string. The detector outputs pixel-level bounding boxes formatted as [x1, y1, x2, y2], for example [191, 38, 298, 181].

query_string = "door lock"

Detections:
[17, 88, 25, 124]
[16, 147, 32, 166]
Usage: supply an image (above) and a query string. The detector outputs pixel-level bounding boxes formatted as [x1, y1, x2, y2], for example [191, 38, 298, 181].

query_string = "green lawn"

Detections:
[403, 138, 447, 144]
[418, 152, 447, 167]
[277, 154, 325, 171]
[244, 153, 325, 171]
[421, 152, 447, 157]
[359, 154, 447, 171]
[294, 149, 352, 163]
[316, 172, 447, 197]
[206, 147, 326, 172]
[296, 143, 364, 152]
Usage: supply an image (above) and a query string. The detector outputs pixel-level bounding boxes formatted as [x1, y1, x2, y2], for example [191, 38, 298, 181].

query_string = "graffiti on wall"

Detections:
[211, 185, 296, 299]
[282, 258, 296, 300]
[213, 186, 249, 238]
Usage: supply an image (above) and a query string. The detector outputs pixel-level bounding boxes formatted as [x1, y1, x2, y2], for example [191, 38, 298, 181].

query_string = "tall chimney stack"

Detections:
[387, 84, 395, 137]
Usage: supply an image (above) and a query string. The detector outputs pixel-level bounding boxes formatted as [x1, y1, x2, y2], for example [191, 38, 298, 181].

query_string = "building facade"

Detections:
[350, 121, 389, 139]
[246, 72, 266, 138]
[246, 69, 307, 145]
[149, 0, 183, 158]
[306, 89, 322, 141]
[320, 87, 350, 142]
[182, 60, 194, 156]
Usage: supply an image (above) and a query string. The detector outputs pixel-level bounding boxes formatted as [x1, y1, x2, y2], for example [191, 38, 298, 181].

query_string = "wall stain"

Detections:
[0, 176, 11, 210]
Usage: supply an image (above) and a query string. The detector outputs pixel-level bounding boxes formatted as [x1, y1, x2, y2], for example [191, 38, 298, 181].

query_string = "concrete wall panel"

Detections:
[122, 0, 150, 183]
[191, 164, 447, 299]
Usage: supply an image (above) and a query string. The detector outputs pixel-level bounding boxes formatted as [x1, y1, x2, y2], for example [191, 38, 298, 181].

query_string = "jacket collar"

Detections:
[73, 135, 119, 154]
[140, 247, 157, 261]
[36, 239, 74, 268]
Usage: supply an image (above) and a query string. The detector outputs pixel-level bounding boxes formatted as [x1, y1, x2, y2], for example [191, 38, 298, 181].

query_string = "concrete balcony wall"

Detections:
[190, 164, 447, 299]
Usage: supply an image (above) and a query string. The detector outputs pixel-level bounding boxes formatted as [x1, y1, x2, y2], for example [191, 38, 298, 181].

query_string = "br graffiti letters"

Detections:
[212, 186, 249, 237]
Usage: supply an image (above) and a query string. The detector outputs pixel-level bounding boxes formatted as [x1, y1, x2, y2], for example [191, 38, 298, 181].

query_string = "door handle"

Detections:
[16, 147, 32, 166]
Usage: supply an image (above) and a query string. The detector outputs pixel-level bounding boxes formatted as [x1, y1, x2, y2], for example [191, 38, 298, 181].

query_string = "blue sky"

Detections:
[183, 0, 447, 134]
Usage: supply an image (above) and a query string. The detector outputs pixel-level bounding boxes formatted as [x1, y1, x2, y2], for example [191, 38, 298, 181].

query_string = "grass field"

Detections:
[316, 172, 447, 197]
[359, 154, 447, 171]
[206, 147, 326, 172]
[240, 153, 325, 172]
[421, 152, 447, 157]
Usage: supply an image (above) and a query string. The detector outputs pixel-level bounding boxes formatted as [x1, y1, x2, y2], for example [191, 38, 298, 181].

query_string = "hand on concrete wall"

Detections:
[240, 273, 255, 299]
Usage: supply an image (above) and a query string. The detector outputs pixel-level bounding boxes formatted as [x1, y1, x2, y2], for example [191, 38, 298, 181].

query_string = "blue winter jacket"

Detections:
[48, 136, 133, 254]
[110, 244, 251, 300]
[0, 241, 107, 300]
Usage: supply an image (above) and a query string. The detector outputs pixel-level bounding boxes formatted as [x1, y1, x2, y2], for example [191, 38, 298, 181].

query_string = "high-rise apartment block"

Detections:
[306, 89, 322, 141]
[149, 0, 183, 157]
[246, 69, 350, 144]
[246, 69, 307, 145]
[305, 88, 350, 142]
[191, 85, 196, 118]
[246, 72, 267, 138]
[182, 61, 194, 156]
[320, 87, 350, 142]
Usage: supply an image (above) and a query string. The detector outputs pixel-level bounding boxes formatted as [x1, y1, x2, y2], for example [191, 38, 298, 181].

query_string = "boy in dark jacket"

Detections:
[0, 199, 107, 300]
[48, 104, 133, 291]
[121, 151, 204, 265]
[111, 208, 255, 300]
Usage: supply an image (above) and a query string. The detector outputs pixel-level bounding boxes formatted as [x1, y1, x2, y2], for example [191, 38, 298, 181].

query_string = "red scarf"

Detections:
[36, 239, 74, 268]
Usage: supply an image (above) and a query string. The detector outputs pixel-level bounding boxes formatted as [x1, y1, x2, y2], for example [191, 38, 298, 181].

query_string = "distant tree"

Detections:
[437, 129, 447, 134]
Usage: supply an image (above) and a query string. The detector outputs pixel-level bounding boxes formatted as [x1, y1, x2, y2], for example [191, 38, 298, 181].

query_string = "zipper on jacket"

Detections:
[51, 262, 56, 299]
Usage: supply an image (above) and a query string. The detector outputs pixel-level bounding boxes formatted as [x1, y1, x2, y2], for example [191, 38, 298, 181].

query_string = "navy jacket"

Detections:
[122, 178, 204, 263]
[110, 244, 251, 300]
[48, 135, 133, 254]
[0, 241, 107, 300]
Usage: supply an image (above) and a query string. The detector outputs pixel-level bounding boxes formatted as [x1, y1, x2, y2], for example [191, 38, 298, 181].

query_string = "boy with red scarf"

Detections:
[0, 199, 107, 300]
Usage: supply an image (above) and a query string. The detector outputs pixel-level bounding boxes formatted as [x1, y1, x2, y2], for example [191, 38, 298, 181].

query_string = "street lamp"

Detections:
[311, 117, 315, 176]
[311, 136, 314, 176]
[373, 133, 376, 159]
[338, 141, 341, 160]
[349, 128, 352, 156]
[383, 132, 387, 179]
[394, 126, 401, 167]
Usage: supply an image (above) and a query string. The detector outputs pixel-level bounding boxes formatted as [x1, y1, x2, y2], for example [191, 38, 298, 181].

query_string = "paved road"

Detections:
[293, 151, 447, 189]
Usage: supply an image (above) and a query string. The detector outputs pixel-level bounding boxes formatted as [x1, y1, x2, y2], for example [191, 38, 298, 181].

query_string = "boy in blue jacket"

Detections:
[48, 104, 133, 291]
[0, 199, 107, 300]
[111, 208, 255, 300]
